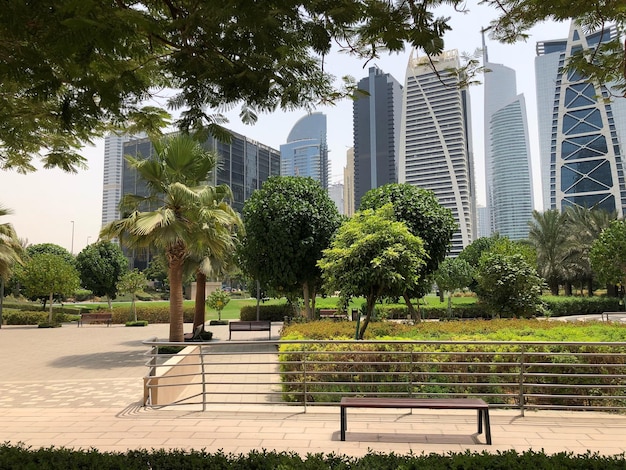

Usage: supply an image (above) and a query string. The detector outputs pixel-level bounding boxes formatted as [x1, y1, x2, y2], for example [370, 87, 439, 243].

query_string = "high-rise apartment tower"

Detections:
[399, 49, 476, 256]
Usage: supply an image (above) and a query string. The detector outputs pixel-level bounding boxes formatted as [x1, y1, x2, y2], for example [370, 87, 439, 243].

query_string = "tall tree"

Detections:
[433, 258, 474, 318]
[76, 241, 129, 309]
[359, 184, 456, 320]
[100, 135, 240, 341]
[15, 253, 80, 323]
[239, 176, 341, 319]
[0, 205, 23, 327]
[117, 269, 148, 323]
[528, 210, 570, 295]
[563, 206, 617, 296]
[319, 205, 426, 339]
[590, 219, 626, 308]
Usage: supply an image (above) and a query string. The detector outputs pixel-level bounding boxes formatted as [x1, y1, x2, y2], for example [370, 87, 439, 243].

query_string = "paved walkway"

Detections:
[2, 322, 626, 456]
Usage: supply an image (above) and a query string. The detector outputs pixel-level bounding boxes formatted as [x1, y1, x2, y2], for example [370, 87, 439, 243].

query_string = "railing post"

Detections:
[519, 345, 525, 417]
[200, 344, 207, 412]
[409, 350, 414, 398]
[303, 350, 308, 413]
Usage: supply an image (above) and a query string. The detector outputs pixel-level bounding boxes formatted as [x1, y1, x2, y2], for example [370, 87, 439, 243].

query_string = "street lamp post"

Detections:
[71, 220, 75, 254]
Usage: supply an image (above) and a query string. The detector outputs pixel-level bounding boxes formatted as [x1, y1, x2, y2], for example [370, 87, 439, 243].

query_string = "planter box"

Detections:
[144, 345, 201, 406]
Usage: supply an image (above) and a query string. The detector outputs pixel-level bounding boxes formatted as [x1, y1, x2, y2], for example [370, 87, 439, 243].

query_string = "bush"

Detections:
[240, 304, 292, 322]
[73, 289, 93, 301]
[110, 304, 195, 324]
[1, 444, 626, 469]
[544, 296, 621, 317]
[2, 310, 76, 325]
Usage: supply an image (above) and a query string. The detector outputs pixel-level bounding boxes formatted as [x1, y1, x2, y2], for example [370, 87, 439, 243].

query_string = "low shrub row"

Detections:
[543, 296, 622, 317]
[109, 304, 195, 324]
[1, 445, 625, 469]
[2, 309, 79, 325]
[278, 320, 626, 406]
[240, 304, 293, 322]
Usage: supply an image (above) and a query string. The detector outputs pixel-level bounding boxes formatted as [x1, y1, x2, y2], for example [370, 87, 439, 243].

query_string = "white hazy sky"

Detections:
[0, 4, 570, 254]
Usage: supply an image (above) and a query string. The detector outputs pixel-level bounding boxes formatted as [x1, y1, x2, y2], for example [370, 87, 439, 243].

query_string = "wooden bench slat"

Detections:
[78, 313, 112, 327]
[228, 321, 271, 340]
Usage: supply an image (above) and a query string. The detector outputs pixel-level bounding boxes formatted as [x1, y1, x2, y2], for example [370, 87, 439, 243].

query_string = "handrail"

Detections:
[142, 338, 626, 414]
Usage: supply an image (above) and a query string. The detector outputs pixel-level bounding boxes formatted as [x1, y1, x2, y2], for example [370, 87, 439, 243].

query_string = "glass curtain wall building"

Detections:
[352, 66, 403, 211]
[399, 49, 476, 256]
[536, 22, 626, 215]
[280, 112, 329, 189]
[107, 130, 280, 269]
[484, 52, 533, 240]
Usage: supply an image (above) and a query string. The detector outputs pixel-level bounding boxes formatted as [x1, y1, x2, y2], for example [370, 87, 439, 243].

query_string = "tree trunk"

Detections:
[358, 293, 376, 340]
[131, 295, 137, 322]
[403, 293, 420, 323]
[564, 283, 572, 296]
[48, 292, 54, 323]
[550, 281, 559, 296]
[168, 245, 186, 342]
[587, 278, 594, 297]
[0, 277, 4, 328]
[447, 293, 453, 318]
[303, 282, 312, 319]
[193, 270, 207, 331]
[107, 296, 112, 310]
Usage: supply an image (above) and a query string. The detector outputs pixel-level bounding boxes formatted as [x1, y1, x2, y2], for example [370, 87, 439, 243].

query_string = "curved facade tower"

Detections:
[536, 22, 626, 215]
[280, 112, 329, 189]
[484, 56, 533, 239]
[399, 49, 476, 256]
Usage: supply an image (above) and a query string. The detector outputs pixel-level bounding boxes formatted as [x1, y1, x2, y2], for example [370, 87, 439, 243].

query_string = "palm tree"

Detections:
[528, 209, 570, 295]
[100, 135, 239, 342]
[0, 205, 23, 327]
[564, 205, 616, 295]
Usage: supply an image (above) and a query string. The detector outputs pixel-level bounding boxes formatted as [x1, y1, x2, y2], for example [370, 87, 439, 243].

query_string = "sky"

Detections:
[0, 4, 571, 255]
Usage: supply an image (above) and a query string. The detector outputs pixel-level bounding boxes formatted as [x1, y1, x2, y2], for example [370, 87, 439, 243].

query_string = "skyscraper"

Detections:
[353, 66, 403, 209]
[483, 41, 534, 240]
[343, 147, 355, 217]
[280, 112, 329, 189]
[102, 129, 280, 269]
[536, 22, 626, 215]
[101, 133, 134, 228]
[399, 49, 476, 256]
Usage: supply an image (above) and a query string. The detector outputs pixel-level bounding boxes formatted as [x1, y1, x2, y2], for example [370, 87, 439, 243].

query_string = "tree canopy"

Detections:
[359, 183, 456, 318]
[239, 176, 341, 318]
[590, 220, 626, 304]
[76, 241, 129, 309]
[15, 253, 80, 322]
[318, 205, 426, 338]
[1, 0, 475, 172]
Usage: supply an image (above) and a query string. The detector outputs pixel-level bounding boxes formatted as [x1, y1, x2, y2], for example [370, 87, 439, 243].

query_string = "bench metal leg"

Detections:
[483, 409, 492, 445]
[340, 406, 347, 441]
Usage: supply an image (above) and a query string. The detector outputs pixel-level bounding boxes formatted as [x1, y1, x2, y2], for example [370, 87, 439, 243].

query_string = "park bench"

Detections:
[78, 312, 112, 327]
[339, 397, 491, 444]
[228, 320, 271, 340]
[319, 309, 347, 321]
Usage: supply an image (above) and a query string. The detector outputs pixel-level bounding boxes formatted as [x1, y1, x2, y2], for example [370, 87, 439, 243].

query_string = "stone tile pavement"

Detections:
[2, 322, 626, 456]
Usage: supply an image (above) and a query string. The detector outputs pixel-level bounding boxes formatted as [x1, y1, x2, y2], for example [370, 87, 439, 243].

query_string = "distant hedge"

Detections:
[1, 445, 625, 469]
[240, 304, 292, 322]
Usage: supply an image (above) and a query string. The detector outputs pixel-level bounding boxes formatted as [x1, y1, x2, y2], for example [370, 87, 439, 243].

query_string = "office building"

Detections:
[536, 22, 626, 215]
[101, 133, 136, 228]
[343, 147, 355, 216]
[280, 112, 329, 189]
[399, 49, 476, 256]
[103, 129, 280, 269]
[353, 66, 403, 209]
[483, 40, 534, 239]
[328, 182, 344, 215]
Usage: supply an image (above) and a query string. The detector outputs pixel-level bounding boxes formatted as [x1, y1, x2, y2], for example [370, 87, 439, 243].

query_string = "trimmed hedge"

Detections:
[110, 304, 195, 324]
[544, 296, 621, 317]
[0, 445, 625, 469]
[240, 304, 293, 322]
[2, 309, 78, 325]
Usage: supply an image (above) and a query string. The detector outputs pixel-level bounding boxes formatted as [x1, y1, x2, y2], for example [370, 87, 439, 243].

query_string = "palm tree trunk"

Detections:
[193, 270, 207, 331]
[168, 256, 185, 342]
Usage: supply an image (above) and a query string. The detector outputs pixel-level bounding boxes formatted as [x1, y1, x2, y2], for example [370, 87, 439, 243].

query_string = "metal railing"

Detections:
[143, 338, 626, 414]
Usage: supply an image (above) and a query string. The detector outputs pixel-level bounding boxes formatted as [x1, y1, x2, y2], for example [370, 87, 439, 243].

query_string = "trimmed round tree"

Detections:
[318, 205, 426, 339]
[239, 176, 341, 319]
[76, 241, 128, 309]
